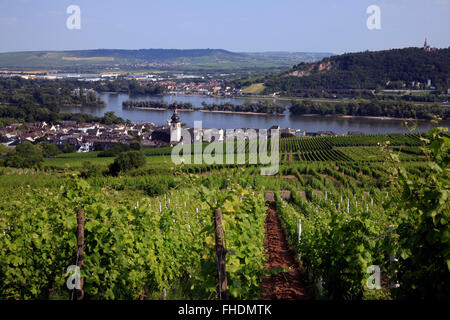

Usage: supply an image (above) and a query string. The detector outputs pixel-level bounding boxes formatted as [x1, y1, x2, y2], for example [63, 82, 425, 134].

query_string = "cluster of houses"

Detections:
[1, 71, 242, 97]
[0, 121, 168, 152]
[158, 80, 241, 96]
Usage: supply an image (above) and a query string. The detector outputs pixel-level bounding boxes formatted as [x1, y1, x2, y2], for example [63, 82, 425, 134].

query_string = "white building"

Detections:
[169, 109, 181, 144]
[77, 142, 94, 153]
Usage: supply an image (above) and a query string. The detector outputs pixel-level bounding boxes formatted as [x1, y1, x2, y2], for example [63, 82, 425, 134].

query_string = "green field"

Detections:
[43, 152, 172, 169]
[242, 83, 266, 94]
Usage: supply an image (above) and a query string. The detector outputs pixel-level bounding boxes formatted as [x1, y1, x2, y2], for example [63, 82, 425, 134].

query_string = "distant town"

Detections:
[0, 71, 245, 97]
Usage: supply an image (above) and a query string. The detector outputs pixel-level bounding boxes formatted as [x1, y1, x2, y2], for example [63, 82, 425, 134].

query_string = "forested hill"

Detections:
[262, 47, 450, 93]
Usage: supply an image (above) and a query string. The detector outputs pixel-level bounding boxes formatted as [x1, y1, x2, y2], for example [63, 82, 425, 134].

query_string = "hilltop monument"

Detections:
[423, 38, 437, 52]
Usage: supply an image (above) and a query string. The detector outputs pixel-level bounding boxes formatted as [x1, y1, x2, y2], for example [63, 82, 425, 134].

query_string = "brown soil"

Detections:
[264, 190, 291, 201]
[313, 190, 323, 197]
[261, 202, 312, 300]
[265, 175, 298, 182]
[265, 191, 275, 201]
[280, 190, 291, 199]
[337, 170, 355, 182]
[320, 174, 342, 186]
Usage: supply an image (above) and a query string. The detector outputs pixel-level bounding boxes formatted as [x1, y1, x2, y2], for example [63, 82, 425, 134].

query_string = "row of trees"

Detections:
[97, 142, 141, 157]
[123, 99, 287, 115]
[122, 100, 194, 110]
[0, 77, 165, 96]
[0, 141, 84, 169]
[79, 150, 147, 177]
[93, 79, 165, 95]
[289, 100, 450, 120]
[201, 100, 286, 114]
[0, 142, 44, 168]
[0, 141, 147, 176]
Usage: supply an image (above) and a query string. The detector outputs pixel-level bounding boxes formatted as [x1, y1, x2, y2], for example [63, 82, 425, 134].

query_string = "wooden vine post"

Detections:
[76, 208, 85, 300]
[214, 209, 228, 300]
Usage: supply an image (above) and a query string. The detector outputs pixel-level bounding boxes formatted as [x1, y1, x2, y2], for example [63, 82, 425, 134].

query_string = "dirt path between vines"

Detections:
[261, 201, 313, 300]
[286, 152, 291, 163]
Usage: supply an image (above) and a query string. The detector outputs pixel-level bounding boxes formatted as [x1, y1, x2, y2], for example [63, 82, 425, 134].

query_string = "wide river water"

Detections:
[59, 93, 449, 134]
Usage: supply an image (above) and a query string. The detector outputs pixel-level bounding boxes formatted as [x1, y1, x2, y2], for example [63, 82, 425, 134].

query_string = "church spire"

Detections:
[171, 108, 180, 123]
[170, 107, 181, 143]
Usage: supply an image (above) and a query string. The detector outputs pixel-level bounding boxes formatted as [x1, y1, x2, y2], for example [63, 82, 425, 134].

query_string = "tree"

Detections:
[3, 141, 43, 168]
[109, 151, 146, 175]
[0, 144, 12, 156]
[129, 142, 141, 150]
[39, 142, 60, 157]
[97, 143, 130, 157]
[79, 161, 104, 178]
[62, 144, 77, 153]
[102, 111, 124, 125]
[335, 102, 347, 115]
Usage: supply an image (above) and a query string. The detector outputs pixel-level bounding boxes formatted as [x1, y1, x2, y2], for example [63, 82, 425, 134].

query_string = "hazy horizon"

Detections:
[0, 48, 337, 54]
[2, 45, 450, 55]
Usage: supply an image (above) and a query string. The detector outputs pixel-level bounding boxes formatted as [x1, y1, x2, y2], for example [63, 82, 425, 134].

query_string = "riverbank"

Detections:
[124, 106, 285, 116]
[298, 114, 417, 121]
[123, 106, 438, 122]
[124, 105, 442, 122]
[126, 107, 450, 122]
[199, 109, 285, 116]
[164, 92, 449, 107]
[123, 106, 196, 112]
[295, 113, 449, 122]
[91, 92, 448, 133]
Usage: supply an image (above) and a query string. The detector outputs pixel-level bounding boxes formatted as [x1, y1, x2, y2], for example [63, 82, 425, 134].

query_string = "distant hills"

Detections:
[0, 49, 332, 73]
[262, 47, 450, 93]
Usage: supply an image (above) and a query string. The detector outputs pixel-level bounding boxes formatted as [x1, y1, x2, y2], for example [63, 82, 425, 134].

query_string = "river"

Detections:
[59, 93, 449, 134]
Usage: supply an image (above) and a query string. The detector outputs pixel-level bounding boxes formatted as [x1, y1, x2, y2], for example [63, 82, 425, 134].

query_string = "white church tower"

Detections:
[169, 108, 181, 144]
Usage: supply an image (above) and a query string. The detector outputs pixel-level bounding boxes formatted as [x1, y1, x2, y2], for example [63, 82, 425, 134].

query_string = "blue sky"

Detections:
[0, 0, 449, 54]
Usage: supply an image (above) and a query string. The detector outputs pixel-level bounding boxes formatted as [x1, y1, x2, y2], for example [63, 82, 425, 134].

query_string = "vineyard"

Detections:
[0, 176, 267, 300]
[279, 133, 424, 163]
[0, 130, 448, 300]
[36, 133, 427, 170]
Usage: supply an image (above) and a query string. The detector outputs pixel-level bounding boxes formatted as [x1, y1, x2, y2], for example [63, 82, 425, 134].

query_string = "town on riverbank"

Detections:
[1, 115, 368, 153]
